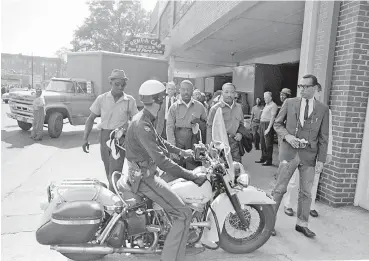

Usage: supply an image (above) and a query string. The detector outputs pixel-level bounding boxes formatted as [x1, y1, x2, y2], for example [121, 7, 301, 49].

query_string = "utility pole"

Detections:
[43, 63, 46, 81]
[31, 53, 34, 88]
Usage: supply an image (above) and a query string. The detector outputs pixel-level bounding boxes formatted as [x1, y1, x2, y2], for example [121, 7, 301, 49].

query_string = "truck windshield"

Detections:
[46, 81, 75, 93]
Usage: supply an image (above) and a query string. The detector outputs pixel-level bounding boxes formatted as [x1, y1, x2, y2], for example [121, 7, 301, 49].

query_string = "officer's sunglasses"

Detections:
[297, 84, 315, 89]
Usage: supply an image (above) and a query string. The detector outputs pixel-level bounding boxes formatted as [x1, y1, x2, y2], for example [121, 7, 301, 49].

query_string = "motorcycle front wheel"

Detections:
[219, 204, 275, 254]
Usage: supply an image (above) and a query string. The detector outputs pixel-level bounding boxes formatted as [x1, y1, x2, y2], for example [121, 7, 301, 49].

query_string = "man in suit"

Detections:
[157, 82, 177, 139]
[271, 74, 329, 238]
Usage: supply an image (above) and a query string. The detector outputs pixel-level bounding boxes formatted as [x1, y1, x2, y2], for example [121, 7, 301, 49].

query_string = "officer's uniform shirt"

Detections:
[207, 99, 244, 144]
[90, 91, 138, 130]
[166, 98, 207, 145]
[125, 109, 194, 179]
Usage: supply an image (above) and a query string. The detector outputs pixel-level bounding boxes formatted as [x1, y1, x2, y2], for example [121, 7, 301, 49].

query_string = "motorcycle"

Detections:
[36, 141, 276, 261]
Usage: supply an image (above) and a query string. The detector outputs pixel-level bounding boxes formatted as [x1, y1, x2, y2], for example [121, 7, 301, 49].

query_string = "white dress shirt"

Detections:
[165, 96, 175, 120]
[299, 97, 315, 126]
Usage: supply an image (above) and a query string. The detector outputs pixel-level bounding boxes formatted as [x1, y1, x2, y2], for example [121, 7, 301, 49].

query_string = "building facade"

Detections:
[1, 53, 66, 87]
[150, 0, 369, 209]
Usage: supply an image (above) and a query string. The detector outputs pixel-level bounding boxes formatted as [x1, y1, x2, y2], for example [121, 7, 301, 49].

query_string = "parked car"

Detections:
[2, 93, 10, 103]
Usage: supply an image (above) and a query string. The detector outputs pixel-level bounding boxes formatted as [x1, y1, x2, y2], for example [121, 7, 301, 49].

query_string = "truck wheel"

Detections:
[17, 121, 32, 131]
[48, 112, 63, 138]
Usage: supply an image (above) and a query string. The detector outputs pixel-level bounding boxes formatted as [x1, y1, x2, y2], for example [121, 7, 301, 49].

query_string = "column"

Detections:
[168, 55, 175, 81]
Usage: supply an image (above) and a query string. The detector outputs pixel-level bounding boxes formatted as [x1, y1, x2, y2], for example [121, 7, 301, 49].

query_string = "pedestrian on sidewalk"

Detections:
[30, 88, 45, 141]
[255, 91, 278, 166]
[82, 69, 138, 191]
[166, 80, 207, 169]
[283, 84, 332, 218]
[156, 82, 177, 139]
[207, 83, 245, 162]
[250, 97, 264, 150]
[271, 74, 329, 238]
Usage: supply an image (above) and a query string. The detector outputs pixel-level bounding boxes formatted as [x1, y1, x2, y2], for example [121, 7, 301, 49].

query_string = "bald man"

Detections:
[207, 83, 244, 162]
[166, 80, 207, 169]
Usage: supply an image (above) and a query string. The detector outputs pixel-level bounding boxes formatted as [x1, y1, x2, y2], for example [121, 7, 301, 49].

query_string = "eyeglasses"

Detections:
[297, 84, 315, 89]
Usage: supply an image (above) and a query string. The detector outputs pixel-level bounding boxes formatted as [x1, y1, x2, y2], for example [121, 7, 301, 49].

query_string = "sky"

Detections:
[1, 0, 157, 57]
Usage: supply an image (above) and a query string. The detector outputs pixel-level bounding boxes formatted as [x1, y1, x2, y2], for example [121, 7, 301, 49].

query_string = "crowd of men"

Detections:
[82, 69, 330, 261]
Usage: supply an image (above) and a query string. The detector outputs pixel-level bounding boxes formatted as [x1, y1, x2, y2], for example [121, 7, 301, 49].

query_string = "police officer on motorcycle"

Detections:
[122, 80, 207, 261]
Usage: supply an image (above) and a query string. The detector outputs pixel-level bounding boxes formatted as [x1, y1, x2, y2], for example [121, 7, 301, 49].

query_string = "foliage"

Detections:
[71, 0, 150, 53]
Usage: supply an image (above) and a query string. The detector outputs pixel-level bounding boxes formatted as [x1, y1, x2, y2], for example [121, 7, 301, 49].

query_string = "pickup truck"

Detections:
[7, 78, 94, 138]
[6, 51, 169, 138]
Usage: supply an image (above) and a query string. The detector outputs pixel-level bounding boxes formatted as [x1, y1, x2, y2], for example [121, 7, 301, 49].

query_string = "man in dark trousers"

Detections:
[122, 80, 207, 261]
[207, 83, 244, 162]
[250, 97, 263, 150]
[271, 74, 329, 238]
[82, 69, 138, 191]
[156, 82, 177, 139]
[166, 80, 207, 169]
[256, 91, 278, 166]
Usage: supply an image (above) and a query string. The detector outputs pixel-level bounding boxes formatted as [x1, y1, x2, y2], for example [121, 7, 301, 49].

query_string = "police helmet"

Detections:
[139, 80, 166, 104]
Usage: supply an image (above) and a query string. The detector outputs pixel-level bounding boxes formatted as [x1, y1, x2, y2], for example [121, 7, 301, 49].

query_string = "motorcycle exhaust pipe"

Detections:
[50, 245, 161, 254]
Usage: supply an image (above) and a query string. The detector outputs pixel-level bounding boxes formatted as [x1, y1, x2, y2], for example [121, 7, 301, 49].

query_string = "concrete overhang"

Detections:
[170, 1, 304, 77]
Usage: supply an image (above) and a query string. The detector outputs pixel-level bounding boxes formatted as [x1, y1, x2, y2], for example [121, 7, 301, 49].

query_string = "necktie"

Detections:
[168, 97, 172, 109]
[304, 99, 309, 121]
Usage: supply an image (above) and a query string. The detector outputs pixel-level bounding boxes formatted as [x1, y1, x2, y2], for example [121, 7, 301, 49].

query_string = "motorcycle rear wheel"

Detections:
[219, 204, 275, 254]
[64, 253, 106, 261]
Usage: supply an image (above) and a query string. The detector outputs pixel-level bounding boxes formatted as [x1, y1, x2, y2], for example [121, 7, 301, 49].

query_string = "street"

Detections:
[1, 102, 369, 261]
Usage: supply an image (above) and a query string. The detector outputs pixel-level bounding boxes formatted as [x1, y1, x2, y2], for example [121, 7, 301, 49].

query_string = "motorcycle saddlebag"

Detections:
[36, 200, 103, 245]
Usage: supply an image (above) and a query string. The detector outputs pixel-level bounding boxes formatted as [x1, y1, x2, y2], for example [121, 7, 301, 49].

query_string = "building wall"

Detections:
[169, 1, 243, 49]
[318, 1, 369, 207]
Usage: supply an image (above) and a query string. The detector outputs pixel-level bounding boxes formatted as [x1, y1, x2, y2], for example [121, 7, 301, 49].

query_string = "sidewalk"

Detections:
[240, 147, 369, 260]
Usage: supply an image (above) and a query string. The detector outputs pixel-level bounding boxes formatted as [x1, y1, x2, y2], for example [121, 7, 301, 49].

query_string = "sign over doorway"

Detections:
[124, 37, 165, 55]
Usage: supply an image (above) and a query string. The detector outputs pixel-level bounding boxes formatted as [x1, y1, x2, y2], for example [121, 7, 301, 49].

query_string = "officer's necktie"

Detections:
[304, 99, 309, 121]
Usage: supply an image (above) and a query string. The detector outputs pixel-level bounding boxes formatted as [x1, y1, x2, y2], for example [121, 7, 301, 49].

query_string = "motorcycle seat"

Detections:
[117, 175, 145, 208]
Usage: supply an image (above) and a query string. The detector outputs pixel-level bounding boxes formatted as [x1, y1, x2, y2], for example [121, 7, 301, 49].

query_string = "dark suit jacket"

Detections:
[237, 124, 253, 155]
[274, 97, 329, 166]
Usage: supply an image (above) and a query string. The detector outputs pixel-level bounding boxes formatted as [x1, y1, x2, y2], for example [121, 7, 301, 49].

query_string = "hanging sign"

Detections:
[124, 37, 165, 55]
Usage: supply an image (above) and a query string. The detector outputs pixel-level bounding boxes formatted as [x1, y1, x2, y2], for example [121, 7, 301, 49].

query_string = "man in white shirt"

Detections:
[157, 82, 177, 139]
[272, 74, 329, 238]
[283, 84, 333, 218]
[82, 69, 138, 191]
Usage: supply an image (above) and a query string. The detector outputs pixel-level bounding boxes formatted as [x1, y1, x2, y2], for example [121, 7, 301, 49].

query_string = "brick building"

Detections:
[1, 53, 65, 86]
[150, 1, 369, 209]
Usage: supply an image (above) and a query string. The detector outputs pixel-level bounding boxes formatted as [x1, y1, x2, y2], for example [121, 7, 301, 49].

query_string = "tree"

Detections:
[71, 0, 150, 53]
[55, 47, 70, 77]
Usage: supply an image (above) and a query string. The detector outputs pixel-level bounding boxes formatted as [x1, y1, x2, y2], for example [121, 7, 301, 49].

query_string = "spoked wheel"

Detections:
[219, 204, 275, 254]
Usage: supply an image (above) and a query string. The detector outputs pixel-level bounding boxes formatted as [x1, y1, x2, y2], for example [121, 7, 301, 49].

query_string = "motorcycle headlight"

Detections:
[237, 174, 249, 188]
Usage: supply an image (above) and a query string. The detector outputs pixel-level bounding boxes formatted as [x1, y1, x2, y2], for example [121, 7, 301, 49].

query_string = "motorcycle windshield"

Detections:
[211, 107, 235, 185]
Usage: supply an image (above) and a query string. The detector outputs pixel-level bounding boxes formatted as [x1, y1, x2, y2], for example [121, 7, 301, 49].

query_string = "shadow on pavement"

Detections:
[1, 129, 100, 150]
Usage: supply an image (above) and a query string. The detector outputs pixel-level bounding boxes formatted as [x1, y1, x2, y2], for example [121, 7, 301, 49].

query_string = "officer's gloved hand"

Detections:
[193, 173, 207, 187]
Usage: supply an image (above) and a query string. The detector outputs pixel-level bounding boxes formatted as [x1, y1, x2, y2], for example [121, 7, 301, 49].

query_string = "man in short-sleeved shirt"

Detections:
[82, 69, 138, 191]
[166, 80, 207, 169]
[256, 91, 278, 166]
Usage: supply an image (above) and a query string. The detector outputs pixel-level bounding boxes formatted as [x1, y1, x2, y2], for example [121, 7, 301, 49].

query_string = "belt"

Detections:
[176, 127, 192, 131]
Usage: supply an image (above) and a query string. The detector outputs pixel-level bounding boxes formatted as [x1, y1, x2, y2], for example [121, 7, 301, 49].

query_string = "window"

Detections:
[76, 82, 87, 93]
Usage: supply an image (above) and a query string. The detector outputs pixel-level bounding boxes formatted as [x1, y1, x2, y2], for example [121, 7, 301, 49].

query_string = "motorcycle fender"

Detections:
[201, 185, 275, 243]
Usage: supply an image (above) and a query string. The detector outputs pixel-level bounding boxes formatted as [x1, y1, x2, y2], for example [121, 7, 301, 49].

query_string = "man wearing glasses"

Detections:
[82, 69, 138, 191]
[271, 74, 329, 238]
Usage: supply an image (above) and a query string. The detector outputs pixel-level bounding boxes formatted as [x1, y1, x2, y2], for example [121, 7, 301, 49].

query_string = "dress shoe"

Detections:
[255, 160, 265, 163]
[284, 207, 294, 216]
[262, 162, 273, 166]
[295, 225, 316, 238]
[310, 210, 318, 217]
[271, 229, 276, 236]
